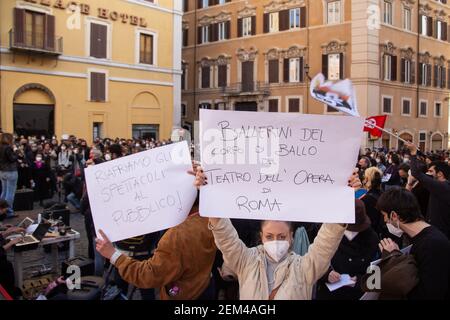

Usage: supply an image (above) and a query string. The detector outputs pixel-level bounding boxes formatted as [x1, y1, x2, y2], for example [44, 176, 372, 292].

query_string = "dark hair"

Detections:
[376, 187, 423, 223]
[429, 161, 450, 180]
[390, 154, 400, 165]
[398, 163, 410, 173]
[109, 144, 122, 158]
[260, 220, 294, 232]
[0, 199, 9, 209]
[0, 133, 13, 146]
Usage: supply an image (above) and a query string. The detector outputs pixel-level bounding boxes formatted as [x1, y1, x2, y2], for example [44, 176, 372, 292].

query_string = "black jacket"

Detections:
[0, 145, 17, 172]
[316, 227, 380, 300]
[411, 155, 450, 239]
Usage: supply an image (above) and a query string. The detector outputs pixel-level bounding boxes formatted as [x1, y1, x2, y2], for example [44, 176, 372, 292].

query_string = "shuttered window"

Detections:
[139, 33, 153, 65]
[14, 9, 55, 51]
[323, 53, 344, 80]
[268, 99, 278, 112]
[288, 99, 300, 113]
[218, 65, 227, 87]
[90, 72, 106, 102]
[90, 23, 107, 59]
[268, 59, 279, 83]
[201, 66, 210, 88]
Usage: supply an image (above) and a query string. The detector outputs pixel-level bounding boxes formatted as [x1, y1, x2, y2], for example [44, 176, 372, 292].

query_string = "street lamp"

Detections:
[304, 63, 311, 80]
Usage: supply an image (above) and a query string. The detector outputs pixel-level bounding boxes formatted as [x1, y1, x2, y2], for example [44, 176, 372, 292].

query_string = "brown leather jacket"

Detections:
[114, 215, 217, 300]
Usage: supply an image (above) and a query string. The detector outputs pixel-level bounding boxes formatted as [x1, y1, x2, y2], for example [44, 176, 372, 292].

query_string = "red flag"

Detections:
[364, 115, 387, 137]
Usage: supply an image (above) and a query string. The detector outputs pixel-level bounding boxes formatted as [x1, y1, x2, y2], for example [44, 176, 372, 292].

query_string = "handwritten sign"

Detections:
[85, 141, 196, 242]
[199, 110, 364, 223]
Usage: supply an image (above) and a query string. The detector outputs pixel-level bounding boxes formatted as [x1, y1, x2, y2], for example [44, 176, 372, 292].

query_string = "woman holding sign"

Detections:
[195, 167, 362, 300]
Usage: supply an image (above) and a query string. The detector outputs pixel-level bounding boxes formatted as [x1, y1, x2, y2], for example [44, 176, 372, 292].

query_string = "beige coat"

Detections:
[210, 218, 346, 300]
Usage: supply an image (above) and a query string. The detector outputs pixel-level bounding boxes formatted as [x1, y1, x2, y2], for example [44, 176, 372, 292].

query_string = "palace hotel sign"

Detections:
[24, 0, 148, 27]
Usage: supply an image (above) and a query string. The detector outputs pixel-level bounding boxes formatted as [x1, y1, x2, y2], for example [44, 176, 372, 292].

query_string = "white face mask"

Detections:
[344, 230, 359, 241]
[388, 159, 393, 164]
[263, 240, 290, 262]
[105, 154, 111, 161]
[386, 220, 404, 238]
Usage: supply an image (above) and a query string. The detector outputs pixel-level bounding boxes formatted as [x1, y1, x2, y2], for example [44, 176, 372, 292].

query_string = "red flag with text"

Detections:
[364, 115, 387, 137]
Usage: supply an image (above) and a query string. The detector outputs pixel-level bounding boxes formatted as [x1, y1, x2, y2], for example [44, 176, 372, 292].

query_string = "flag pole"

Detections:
[372, 124, 409, 144]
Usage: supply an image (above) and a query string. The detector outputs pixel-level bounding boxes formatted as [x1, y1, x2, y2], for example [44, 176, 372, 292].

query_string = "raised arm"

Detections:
[208, 218, 254, 277]
[96, 230, 182, 289]
[407, 143, 444, 195]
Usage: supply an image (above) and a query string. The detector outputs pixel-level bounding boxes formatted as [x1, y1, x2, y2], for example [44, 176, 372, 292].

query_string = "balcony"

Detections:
[9, 29, 63, 56]
[221, 82, 270, 97]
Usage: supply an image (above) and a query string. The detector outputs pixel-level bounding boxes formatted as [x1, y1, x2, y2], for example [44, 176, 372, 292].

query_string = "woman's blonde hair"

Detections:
[364, 167, 383, 190]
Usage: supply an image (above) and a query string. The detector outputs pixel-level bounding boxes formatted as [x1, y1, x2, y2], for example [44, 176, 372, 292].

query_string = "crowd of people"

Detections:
[1, 131, 449, 300]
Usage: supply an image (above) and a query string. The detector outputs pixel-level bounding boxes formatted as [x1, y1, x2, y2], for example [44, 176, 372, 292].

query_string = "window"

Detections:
[327, 1, 341, 24]
[201, 66, 210, 88]
[268, 99, 278, 112]
[90, 72, 106, 102]
[419, 101, 428, 117]
[288, 98, 300, 113]
[420, 15, 433, 36]
[382, 96, 392, 114]
[419, 131, 427, 151]
[139, 33, 153, 65]
[90, 22, 108, 59]
[199, 103, 212, 110]
[183, 29, 188, 46]
[284, 57, 304, 83]
[181, 104, 187, 118]
[289, 58, 300, 83]
[202, 0, 209, 9]
[93, 122, 103, 139]
[421, 63, 427, 85]
[269, 12, 279, 33]
[383, 1, 393, 25]
[243, 17, 252, 36]
[181, 64, 187, 90]
[401, 59, 412, 83]
[384, 55, 392, 80]
[402, 99, 411, 116]
[217, 64, 227, 88]
[201, 25, 209, 43]
[435, 102, 442, 117]
[419, 62, 431, 86]
[289, 8, 300, 29]
[268, 59, 279, 83]
[403, 7, 411, 31]
[326, 105, 339, 113]
[420, 15, 427, 35]
[24, 10, 45, 49]
[328, 53, 341, 80]
[218, 22, 226, 41]
[437, 20, 443, 40]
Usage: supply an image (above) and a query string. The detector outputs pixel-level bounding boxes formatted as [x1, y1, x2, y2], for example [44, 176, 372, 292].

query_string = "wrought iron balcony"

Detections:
[221, 82, 271, 96]
[9, 29, 63, 55]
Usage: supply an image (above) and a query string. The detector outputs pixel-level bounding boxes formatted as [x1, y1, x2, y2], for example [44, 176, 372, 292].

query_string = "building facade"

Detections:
[182, 0, 450, 151]
[1, 0, 182, 143]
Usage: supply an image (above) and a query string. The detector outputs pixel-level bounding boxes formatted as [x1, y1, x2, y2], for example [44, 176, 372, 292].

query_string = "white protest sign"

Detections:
[199, 109, 364, 223]
[85, 141, 196, 242]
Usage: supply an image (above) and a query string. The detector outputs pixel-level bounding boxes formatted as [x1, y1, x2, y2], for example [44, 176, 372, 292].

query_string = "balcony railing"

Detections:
[9, 29, 63, 55]
[221, 82, 270, 96]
